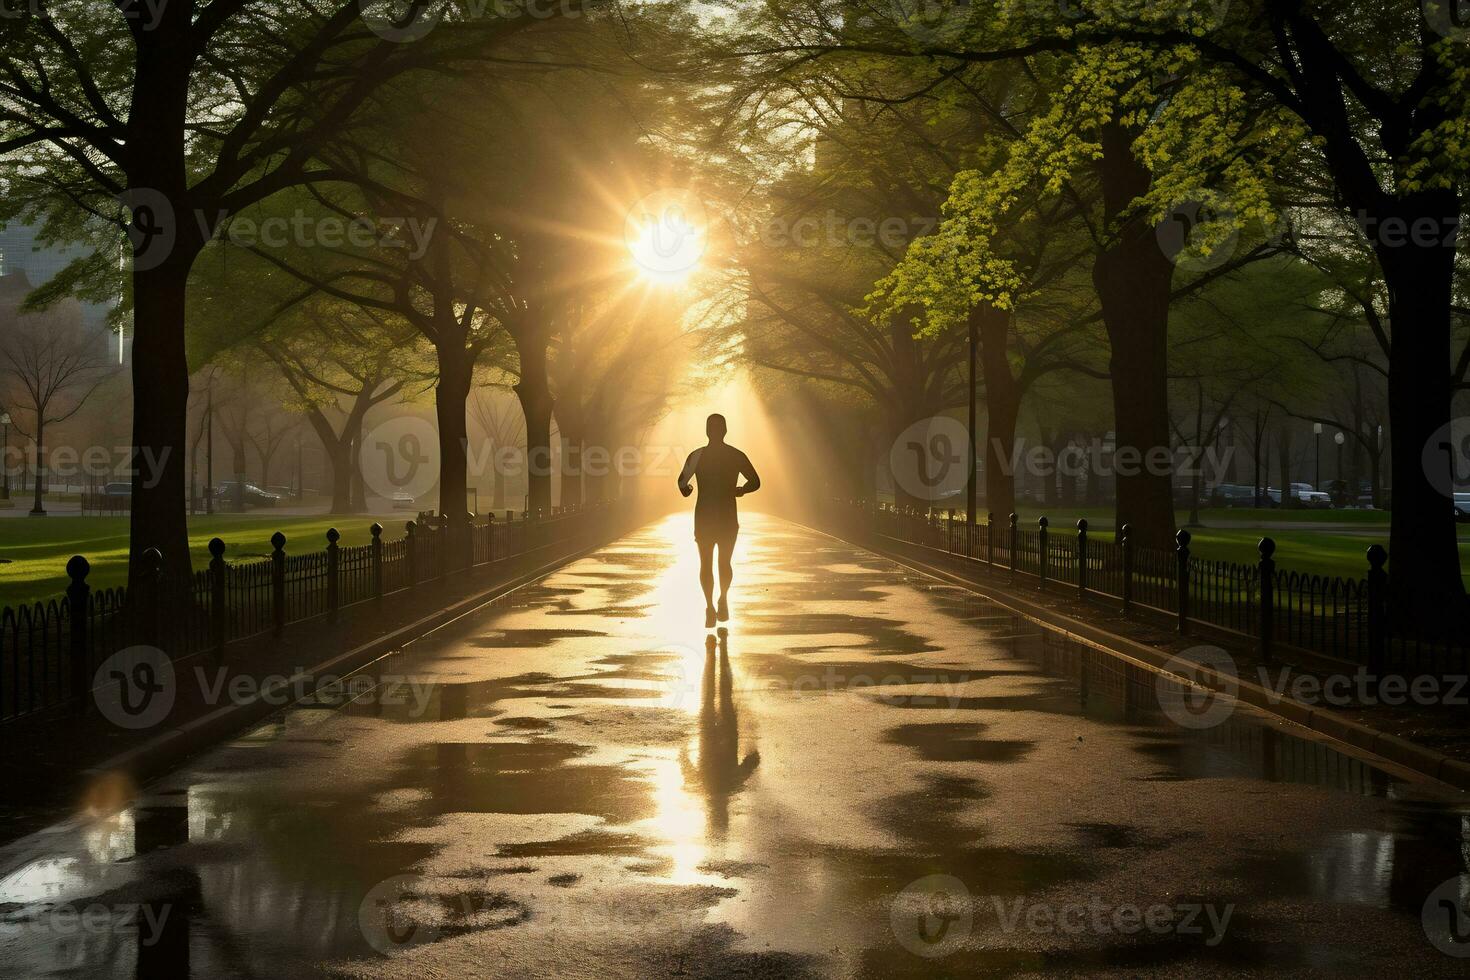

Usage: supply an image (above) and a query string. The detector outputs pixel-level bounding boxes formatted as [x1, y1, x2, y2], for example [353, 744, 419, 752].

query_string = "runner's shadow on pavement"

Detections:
[681, 632, 760, 835]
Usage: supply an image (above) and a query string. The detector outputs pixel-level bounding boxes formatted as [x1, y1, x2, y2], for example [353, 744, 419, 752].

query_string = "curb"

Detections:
[819, 525, 1470, 793]
[81, 528, 628, 789]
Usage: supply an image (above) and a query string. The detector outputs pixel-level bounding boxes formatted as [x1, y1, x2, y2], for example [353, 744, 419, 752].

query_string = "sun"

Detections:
[625, 190, 707, 285]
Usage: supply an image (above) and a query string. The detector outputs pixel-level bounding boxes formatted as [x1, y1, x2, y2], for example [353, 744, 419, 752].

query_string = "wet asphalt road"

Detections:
[2, 513, 1469, 978]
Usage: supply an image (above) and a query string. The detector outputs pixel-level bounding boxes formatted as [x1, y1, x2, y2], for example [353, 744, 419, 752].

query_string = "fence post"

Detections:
[1008, 513, 1019, 582]
[271, 532, 286, 638]
[209, 537, 227, 656]
[1176, 529, 1192, 636]
[1076, 519, 1089, 600]
[1037, 517, 1049, 590]
[986, 512, 995, 570]
[1121, 524, 1133, 613]
[1366, 544, 1388, 676]
[371, 523, 384, 604]
[326, 528, 341, 624]
[1258, 537, 1276, 665]
[406, 521, 419, 584]
[947, 509, 955, 555]
[486, 513, 497, 564]
[67, 555, 90, 710]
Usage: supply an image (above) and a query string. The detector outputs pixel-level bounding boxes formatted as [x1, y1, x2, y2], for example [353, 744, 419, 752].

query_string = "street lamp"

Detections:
[1313, 422, 1323, 490]
[0, 411, 9, 500]
[1335, 431, 1346, 502]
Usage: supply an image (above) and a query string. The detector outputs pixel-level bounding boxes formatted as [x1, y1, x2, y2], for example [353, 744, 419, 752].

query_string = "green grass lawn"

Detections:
[0, 515, 400, 609]
[1181, 528, 1470, 586]
[1004, 506, 1462, 582]
[938, 506, 1468, 587]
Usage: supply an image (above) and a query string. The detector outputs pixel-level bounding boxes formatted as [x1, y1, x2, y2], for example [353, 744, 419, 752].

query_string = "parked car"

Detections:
[101, 482, 131, 499]
[1455, 492, 1470, 522]
[1210, 484, 1265, 508]
[214, 482, 281, 508]
[391, 492, 416, 510]
[1262, 486, 1328, 509]
[1287, 483, 1333, 509]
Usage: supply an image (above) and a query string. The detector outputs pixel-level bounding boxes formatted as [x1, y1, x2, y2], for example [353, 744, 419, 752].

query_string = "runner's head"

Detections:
[707, 414, 728, 442]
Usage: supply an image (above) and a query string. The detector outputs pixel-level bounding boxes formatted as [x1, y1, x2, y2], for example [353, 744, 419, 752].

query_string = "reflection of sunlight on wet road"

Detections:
[1, 513, 1469, 979]
[643, 752, 716, 886]
[635, 514, 764, 888]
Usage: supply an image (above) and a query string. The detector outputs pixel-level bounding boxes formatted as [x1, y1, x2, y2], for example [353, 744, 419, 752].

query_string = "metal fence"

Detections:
[0, 502, 619, 723]
[839, 502, 1467, 676]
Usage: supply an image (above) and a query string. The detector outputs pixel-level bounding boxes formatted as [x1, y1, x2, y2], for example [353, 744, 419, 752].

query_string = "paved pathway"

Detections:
[1, 513, 1467, 978]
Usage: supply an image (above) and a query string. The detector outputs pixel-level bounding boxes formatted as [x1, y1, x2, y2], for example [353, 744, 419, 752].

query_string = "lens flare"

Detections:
[625, 189, 707, 284]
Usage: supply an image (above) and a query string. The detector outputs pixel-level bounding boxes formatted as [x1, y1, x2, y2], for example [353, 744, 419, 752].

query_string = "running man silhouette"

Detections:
[678, 414, 761, 628]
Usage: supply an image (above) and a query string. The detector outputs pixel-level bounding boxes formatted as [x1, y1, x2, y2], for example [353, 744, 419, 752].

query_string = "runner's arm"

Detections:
[735, 453, 761, 497]
[677, 449, 701, 498]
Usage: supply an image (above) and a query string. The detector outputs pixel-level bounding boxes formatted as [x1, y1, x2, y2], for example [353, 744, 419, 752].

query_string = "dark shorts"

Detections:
[695, 525, 738, 549]
[695, 505, 738, 547]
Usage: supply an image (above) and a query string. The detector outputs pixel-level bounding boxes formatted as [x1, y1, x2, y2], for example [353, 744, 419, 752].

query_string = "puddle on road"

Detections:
[1, 515, 1467, 978]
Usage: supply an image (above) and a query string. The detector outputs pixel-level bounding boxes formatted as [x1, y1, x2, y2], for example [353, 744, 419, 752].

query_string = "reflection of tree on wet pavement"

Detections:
[681, 632, 760, 834]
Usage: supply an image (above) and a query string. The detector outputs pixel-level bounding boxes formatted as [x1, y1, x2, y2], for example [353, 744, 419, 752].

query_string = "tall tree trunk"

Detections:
[125, 18, 198, 588]
[557, 398, 586, 511]
[1093, 121, 1176, 548]
[492, 464, 508, 509]
[350, 436, 367, 513]
[329, 443, 355, 513]
[1376, 192, 1466, 626]
[128, 257, 196, 585]
[1084, 434, 1104, 506]
[436, 351, 474, 530]
[974, 304, 1019, 521]
[30, 418, 44, 516]
[1276, 425, 1294, 509]
[1188, 381, 1204, 526]
[966, 309, 978, 526]
[305, 400, 371, 515]
[1041, 428, 1063, 509]
[515, 337, 555, 516]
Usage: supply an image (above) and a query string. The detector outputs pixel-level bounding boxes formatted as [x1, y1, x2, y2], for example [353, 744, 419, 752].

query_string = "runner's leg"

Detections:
[698, 539, 716, 612]
[716, 534, 735, 618]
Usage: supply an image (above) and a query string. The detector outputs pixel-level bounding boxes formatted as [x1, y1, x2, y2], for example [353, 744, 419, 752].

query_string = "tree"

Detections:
[697, 37, 981, 506]
[0, 299, 113, 516]
[260, 306, 427, 514]
[469, 387, 525, 511]
[0, 1, 582, 583]
[790, 0, 1470, 620]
